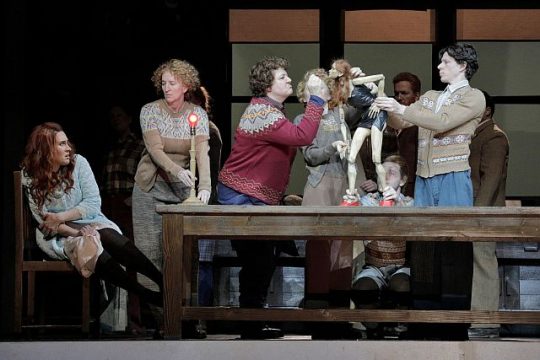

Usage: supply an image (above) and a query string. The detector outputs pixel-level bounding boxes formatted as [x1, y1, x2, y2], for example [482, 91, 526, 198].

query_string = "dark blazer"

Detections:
[469, 119, 509, 207]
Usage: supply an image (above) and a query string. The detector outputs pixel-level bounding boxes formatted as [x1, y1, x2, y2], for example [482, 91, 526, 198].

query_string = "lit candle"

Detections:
[188, 112, 199, 134]
[182, 111, 202, 204]
[187, 112, 199, 150]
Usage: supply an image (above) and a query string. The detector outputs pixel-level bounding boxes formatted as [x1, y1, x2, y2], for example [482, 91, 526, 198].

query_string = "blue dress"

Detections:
[23, 154, 120, 260]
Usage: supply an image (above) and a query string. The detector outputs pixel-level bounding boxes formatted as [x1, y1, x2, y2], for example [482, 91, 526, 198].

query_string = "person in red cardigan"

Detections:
[218, 56, 329, 339]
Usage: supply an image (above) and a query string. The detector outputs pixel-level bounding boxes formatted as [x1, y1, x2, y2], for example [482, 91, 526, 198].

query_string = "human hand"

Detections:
[350, 67, 365, 78]
[79, 224, 98, 237]
[367, 103, 381, 119]
[197, 190, 210, 204]
[374, 97, 406, 115]
[382, 186, 398, 201]
[307, 74, 330, 101]
[359, 179, 378, 193]
[332, 140, 348, 158]
[328, 67, 342, 79]
[40, 212, 64, 236]
[177, 168, 195, 187]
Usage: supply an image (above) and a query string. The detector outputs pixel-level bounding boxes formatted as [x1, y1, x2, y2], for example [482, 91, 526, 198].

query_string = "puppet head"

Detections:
[328, 59, 354, 109]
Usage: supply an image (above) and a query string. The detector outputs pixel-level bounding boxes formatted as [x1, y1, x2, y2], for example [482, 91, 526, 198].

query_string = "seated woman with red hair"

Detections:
[21, 122, 163, 308]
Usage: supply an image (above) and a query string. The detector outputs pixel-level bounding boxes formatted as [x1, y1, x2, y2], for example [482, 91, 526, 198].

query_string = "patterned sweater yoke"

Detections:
[403, 86, 485, 178]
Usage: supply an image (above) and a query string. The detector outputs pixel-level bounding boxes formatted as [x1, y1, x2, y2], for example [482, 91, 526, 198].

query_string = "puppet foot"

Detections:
[341, 189, 360, 206]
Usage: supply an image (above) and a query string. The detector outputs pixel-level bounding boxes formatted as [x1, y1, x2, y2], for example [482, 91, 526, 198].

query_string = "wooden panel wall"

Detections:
[345, 10, 434, 42]
[457, 10, 540, 40]
[229, 10, 319, 42]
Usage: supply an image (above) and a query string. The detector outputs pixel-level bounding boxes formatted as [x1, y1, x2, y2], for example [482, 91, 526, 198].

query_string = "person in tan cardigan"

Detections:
[375, 44, 485, 199]
[375, 43, 485, 340]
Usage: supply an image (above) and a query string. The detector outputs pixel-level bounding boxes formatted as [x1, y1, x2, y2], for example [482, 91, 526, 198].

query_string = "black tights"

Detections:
[93, 228, 163, 307]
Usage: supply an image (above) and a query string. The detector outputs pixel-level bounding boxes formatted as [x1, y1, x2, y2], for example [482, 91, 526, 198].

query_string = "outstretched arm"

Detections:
[351, 74, 385, 97]
[376, 89, 486, 133]
[387, 112, 414, 130]
[374, 96, 414, 130]
[351, 74, 384, 85]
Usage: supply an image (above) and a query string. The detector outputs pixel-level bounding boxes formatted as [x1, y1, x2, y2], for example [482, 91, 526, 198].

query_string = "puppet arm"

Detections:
[352, 75, 386, 118]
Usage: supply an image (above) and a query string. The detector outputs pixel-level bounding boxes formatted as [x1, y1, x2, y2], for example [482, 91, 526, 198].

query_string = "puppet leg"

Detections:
[347, 128, 370, 195]
[370, 125, 386, 192]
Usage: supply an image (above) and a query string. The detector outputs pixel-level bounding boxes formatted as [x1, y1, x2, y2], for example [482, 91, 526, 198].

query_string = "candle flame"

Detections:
[188, 113, 199, 127]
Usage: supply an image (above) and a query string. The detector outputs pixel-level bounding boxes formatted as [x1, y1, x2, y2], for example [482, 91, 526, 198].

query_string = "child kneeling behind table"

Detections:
[351, 155, 413, 338]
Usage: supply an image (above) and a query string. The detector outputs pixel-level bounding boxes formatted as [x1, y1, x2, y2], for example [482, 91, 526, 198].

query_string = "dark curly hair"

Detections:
[21, 122, 76, 211]
[481, 90, 495, 116]
[392, 72, 422, 94]
[248, 57, 289, 97]
[439, 43, 479, 80]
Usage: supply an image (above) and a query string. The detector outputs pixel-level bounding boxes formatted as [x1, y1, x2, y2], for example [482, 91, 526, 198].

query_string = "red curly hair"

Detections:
[328, 59, 353, 109]
[21, 122, 76, 211]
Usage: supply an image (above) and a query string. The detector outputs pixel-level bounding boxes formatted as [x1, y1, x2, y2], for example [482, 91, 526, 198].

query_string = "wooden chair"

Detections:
[13, 171, 91, 334]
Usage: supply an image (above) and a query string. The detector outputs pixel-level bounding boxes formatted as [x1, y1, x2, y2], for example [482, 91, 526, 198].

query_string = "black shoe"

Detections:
[152, 329, 164, 340]
[366, 327, 384, 340]
[311, 322, 362, 340]
[182, 321, 207, 339]
[240, 325, 283, 340]
[185, 328, 207, 339]
[408, 323, 468, 340]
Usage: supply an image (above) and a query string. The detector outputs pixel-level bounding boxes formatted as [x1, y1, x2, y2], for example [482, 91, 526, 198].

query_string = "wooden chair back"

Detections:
[13, 170, 91, 334]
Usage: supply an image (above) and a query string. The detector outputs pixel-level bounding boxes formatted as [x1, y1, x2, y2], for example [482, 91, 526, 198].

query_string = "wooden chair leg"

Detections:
[27, 271, 36, 323]
[13, 170, 24, 334]
[14, 272, 23, 334]
[81, 278, 90, 334]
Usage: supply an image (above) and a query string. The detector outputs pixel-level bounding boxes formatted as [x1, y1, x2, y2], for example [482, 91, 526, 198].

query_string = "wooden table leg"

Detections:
[183, 236, 193, 307]
[163, 214, 183, 339]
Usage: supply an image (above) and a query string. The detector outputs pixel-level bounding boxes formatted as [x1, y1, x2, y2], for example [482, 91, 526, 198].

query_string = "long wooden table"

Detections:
[156, 205, 540, 339]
